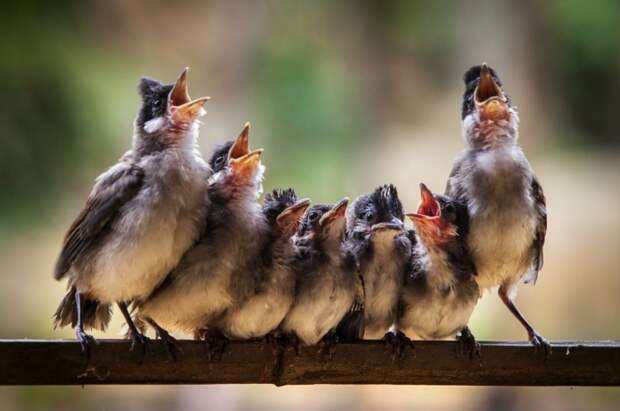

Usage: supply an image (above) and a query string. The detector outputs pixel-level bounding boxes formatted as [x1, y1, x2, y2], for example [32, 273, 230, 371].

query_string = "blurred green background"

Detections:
[1, 0, 620, 410]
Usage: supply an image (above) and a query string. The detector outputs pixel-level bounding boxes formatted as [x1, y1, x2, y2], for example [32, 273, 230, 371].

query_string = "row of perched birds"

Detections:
[53, 63, 549, 363]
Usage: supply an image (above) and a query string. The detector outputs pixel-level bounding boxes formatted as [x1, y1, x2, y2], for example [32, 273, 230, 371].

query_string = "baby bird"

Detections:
[344, 185, 412, 339]
[445, 63, 549, 353]
[135, 123, 266, 351]
[399, 183, 480, 356]
[281, 198, 356, 347]
[218, 189, 310, 340]
[53, 68, 210, 359]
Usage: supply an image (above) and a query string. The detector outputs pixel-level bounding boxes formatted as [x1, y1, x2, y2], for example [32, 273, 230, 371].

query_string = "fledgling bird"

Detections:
[398, 183, 480, 356]
[281, 198, 357, 347]
[52, 68, 211, 359]
[218, 189, 310, 340]
[445, 63, 549, 352]
[135, 123, 266, 349]
[343, 185, 412, 339]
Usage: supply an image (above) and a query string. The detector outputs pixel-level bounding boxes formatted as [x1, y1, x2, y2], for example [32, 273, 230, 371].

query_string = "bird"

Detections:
[398, 183, 480, 356]
[445, 63, 549, 353]
[218, 189, 310, 340]
[343, 184, 412, 340]
[134, 122, 266, 357]
[280, 198, 357, 348]
[52, 68, 211, 360]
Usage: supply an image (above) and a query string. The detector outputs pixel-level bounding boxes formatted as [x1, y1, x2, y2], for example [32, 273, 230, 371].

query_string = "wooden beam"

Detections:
[1, 339, 619, 386]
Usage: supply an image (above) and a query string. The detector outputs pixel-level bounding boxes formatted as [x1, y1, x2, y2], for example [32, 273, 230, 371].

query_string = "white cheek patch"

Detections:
[144, 116, 166, 134]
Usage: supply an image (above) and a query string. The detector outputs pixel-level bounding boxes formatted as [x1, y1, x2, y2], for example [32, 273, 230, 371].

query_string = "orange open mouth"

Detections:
[474, 63, 509, 121]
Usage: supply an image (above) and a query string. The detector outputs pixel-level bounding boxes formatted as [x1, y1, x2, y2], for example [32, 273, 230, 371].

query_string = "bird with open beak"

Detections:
[445, 63, 549, 353]
[343, 185, 412, 340]
[134, 123, 266, 355]
[52, 68, 210, 360]
[281, 198, 358, 347]
[218, 189, 310, 340]
[398, 183, 480, 356]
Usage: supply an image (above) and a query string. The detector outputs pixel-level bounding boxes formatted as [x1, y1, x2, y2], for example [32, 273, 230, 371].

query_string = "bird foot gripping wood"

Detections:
[318, 333, 339, 360]
[457, 326, 481, 359]
[530, 331, 552, 358]
[383, 331, 414, 361]
[153, 326, 181, 362]
[197, 329, 229, 361]
[127, 329, 149, 365]
[75, 327, 97, 363]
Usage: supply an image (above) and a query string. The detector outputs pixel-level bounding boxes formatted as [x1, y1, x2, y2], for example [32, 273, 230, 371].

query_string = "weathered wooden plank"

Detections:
[0, 340, 619, 386]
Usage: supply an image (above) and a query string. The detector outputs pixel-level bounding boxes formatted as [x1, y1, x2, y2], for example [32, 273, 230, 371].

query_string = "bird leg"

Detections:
[383, 328, 414, 361]
[197, 328, 229, 361]
[318, 331, 339, 360]
[498, 286, 551, 356]
[118, 302, 149, 364]
[146, 318, 181, 362]
[457, 326, 480, 358]
[262, 332, 286, 357]
[74, 291, 96, 362]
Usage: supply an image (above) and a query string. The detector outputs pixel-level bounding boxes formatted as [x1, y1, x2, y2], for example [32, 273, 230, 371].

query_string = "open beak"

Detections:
[319, 197, 349, 228]
[371, 219, 403, 233]
[169, 67, 210, 124]
[228, 122, 251, 161]
[474, 63, 509, 121]
[407, 183, 442, 233]
[229, 149, 264, 180]
[277, 198, 311, 229]
[411, 183, 440, 219]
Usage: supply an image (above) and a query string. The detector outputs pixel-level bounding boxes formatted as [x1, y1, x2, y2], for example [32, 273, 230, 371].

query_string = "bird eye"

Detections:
[153, 99, 161, 107]
[443, 204, 457, 222]
[362, 211, 374, 222]
[215, 156, 225, 166]
[308, 211, 320, 222]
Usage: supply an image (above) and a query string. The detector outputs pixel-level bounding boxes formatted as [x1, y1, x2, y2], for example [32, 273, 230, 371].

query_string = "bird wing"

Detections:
[334, 273, 365, 341]
[53, 163, 145, 280]
[444, 154, 466, 200]
[526, 175, 547, 284]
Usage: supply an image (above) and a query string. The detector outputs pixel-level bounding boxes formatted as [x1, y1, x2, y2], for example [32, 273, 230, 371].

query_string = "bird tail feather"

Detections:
[53, 287, 112, 331]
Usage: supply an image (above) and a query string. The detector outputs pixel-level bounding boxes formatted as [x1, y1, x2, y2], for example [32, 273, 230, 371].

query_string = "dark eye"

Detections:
[308, 211, 320, 222]
[362, 211, 374, 222]
[152, 99, 161, 108]
[443, 204, 456, 222]
[214, 156, 225, 166]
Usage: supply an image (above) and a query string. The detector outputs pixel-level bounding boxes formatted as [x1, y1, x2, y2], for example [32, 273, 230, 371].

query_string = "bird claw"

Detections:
[128, 330, 149, 364]
[318, 334, 338, 360]
[457, 328, 481, 359]
[203, 331, 229, 361]
[155, 328, 181, 362]
[383, 331, 413, 361]
[76, 328, 96, 362]
[530, 332, 552, 357]
[263, 333, 285, 357]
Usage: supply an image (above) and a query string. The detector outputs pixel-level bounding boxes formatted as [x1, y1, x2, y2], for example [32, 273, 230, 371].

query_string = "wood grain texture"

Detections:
[1, 340, 619, 386]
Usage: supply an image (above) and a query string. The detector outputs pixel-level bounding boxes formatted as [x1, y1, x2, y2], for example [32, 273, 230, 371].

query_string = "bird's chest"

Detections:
[466, 150, 537, 288]
[402, 256, 477, 339]
[89, 153, 209, 303]
[362, 242, 404, 334]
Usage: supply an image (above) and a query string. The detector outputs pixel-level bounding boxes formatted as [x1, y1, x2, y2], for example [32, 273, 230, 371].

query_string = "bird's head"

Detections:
[275, 197, 311, 238]
[208, 122, 265, 201]
[293, 199, 348, 260]
[407, 183, 465, 247]
[263, 188, 301, 225]
[347, 184, 405, 243]
[136, 67, 209, 147]
[461, 63, 519, 149]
